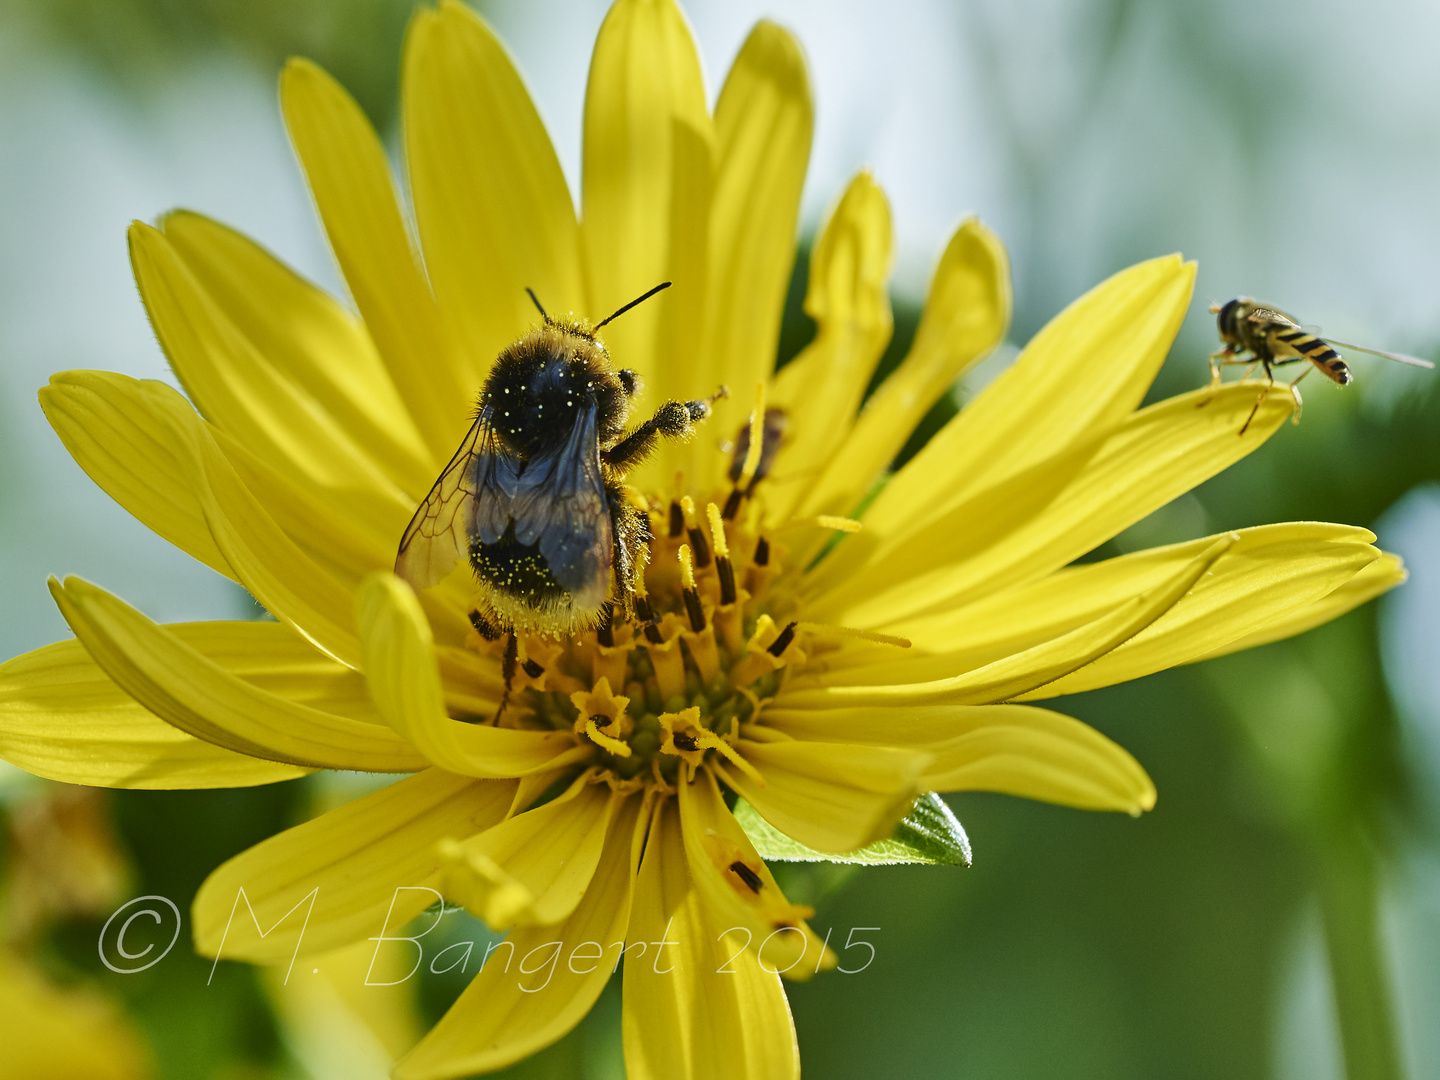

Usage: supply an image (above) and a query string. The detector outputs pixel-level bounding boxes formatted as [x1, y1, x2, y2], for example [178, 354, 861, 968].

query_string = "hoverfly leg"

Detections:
[495, 632, 519, 723]
[1199, 347, 1233, 406]
[1238, 363, 1275, 436]
[1288, 365, 1314, 426]
[1200, 348, 1258, 408]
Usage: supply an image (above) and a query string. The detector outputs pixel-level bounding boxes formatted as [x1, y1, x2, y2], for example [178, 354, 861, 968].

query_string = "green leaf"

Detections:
[734, 792, 972, 866]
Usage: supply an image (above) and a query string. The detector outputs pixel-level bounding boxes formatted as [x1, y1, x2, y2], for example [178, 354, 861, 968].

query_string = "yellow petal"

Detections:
[813, 382, 1294, 627]
[640, 115, 716, 488]
[128, 221, 409, 501]
[404, 1, 584, 369]
[355, 573, 585, 778]
[716, 739, 927, 854]
[44, 369, 464, 651]
[39, 371, 232, 579]
[193, 770, 514, 963]
[51, 576, 425, 771]
[1191, 551, 1406, 661]
[788, 536, 1231, 708]
[797, 217, 1009, 520]
[134, 379, 365, 664]
[442, 780, 619, 929]
[830, 524, 1378, 682]
[766, 171, 894, 520]
[395, 794, 643, 1080]
[280, 57, 473, 461]
[698, 20, 813, 464]
[45, 369, 408, 604]
[676, 769, 831, 978]
[764, 704, 1154, 813]
[581, 0, 709, 386]
[134, 372, 471, 649]
[866, 254, 1195, 543]
[0, 634, 311, 789]
[267, 938, 423, 1071]
[1019, 535, 1380, 698]
[623, 799, 800, 1080]
[160, 209, 434, 494]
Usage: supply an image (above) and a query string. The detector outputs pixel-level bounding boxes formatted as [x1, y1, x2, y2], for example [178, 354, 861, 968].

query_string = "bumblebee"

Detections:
[1206, 296, 1433, 435]
[395, 283, 718, 647]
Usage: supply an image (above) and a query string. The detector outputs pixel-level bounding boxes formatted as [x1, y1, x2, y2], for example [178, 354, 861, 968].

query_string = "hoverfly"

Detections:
[1205, 296, 1433, 434]
[394, 283, 721, 694]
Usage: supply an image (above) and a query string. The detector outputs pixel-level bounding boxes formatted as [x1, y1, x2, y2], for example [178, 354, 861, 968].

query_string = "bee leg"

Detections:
[495, 632, 519, 723]
[1287, 366, 1314, 426]
[1238, 364, 1275, 436]
[468, 609, 504, 641]
[604, 397, 715, 469]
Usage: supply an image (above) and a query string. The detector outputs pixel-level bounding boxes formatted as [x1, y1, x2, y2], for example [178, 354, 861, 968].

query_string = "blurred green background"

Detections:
[3, 1, 1440, 1078]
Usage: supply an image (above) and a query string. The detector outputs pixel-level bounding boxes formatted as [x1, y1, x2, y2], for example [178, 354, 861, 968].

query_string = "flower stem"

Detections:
[1315, 822, 1406, 1080]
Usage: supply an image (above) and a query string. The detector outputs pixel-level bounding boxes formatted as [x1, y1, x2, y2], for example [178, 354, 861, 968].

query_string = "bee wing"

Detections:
[507, 402, 614, 611]
[1323, 338, 1436, 370]
[395, 411, 518, 590]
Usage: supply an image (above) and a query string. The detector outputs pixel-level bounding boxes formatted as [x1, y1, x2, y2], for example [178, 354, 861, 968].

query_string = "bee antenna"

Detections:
[525, 287, 550, 323]
[594, 281, 672, 330]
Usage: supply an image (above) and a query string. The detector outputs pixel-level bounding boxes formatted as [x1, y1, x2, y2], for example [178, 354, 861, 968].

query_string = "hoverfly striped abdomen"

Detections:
[1270, 327, 1352, 385]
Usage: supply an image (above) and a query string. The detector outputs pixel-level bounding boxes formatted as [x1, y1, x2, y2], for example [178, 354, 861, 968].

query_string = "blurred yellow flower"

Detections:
[0, 0, 1405, 1077]
[0, 770, 149, 1079]
[0, 949, 153, 1080]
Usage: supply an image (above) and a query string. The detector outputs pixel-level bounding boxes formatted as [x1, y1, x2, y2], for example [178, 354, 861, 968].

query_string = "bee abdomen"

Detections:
[471, 537, 568, 606]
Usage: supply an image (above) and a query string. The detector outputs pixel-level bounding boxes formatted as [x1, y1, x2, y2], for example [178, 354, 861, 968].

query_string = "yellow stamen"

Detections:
[706, 502, 730, 559]
[737, 722, 795, 743]
[797, 622, 912, 649]
[680, 496, 711, 568]
[585, 717, 631, 757]
[737, 382, 767, 490]
[678, 544, 697, 592]
[708, 737, 767, 787]
[772, 515, 863, 535]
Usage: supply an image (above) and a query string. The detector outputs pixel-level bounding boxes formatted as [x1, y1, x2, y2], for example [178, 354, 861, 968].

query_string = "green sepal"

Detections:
[734, 792, 972, 866]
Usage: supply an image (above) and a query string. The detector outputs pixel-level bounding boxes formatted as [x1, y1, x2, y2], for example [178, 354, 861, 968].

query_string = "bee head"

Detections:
[485, 326, 629, 456]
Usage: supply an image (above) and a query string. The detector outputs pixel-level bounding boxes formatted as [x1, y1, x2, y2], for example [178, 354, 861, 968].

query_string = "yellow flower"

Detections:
[0, 949, 153, 1080]
[0, 1, 1405, 1077]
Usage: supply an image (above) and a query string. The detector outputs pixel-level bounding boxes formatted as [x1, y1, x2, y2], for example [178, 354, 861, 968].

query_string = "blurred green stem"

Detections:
[1315, 822, 1404, 1080]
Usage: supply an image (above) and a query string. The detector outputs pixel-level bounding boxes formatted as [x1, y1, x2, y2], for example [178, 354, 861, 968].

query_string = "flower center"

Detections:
[465, 485, 804, 791]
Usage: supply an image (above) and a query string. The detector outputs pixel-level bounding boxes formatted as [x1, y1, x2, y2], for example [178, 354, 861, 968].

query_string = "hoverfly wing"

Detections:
[395, 410, 513, 590]
[508, 401, 613, 612]
[1245, 306, 1299, 331]
[1323, 338, 1436, 370]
